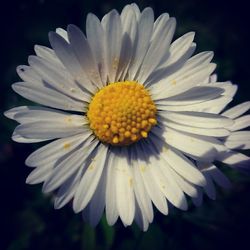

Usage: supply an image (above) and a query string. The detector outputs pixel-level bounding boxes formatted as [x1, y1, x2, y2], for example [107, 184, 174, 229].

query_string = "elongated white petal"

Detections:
[138, 17, 176, 83]
[12, 82, 85, 112]
[159, 110, 233, 128]
[49, 31, 97, 93]
[151, 154, 188, 210]
[82, 167, 107, 227]
[102, 10, 122, 83]
[67, 24, 103, 87]
[201, 164, 231, 189]
[135, 144, 169, 215]
[105, 151, 119, 225]
[114, 148, 135, 225]
[34, 45, 62, 65]
[128, 7, 154, 80]
[118, 6, 137, 81]
[192, 188, 203, 207]
[229, 115, 250, 131]
[28, 55, 90, 102]
[26, 163, 54, 184]
[134, 199, 150, 232]
[13, 110, 88, 141]
[43, 139, 99, 193]
[12, 132, 45, 143]
[202, 172, 216, 200]
[160, 146, 206, 186]
[155, 86, 224, 105]
[153, 126, 217, 161]
[217, 151, 250, 166]
[161, 118, 230, 137]
[222, 101, 250, 118]
[56, 28, 69, 41]
[160, 32, 195, 68]
[73, 145, 108, 213]
[25, 133, 91, 167]
[131, 151, 154, 222]
[54, 169, 82, 209]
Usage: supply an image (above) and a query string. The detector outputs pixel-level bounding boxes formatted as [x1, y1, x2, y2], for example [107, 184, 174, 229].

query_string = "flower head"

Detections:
[5, 3, 250, 231]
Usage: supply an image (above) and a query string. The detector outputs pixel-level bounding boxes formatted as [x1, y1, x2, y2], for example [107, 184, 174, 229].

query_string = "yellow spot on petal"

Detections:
[171, 79, 177, 85]
[88, 164, 94, 170]
[87, 81, 157, 146]
[63, 143, 71, 149]
[129, 177, 133, 187]
[65, 116, 72, 123]
[163, 146, 169, 153]
[140, 165, 146, 172]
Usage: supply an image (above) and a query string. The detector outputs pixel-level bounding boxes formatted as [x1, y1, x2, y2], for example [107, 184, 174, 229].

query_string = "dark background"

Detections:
[1, 0, 250, 249]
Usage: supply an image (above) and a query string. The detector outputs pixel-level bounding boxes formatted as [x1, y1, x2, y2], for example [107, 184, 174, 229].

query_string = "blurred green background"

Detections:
[1, 0, 250, 249]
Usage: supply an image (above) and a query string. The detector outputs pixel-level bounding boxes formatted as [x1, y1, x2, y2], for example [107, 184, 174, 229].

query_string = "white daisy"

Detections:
[4, 3, 250, 231]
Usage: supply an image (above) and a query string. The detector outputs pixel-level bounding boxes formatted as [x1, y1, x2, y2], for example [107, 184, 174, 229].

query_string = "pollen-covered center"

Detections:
[87, 81, 157, 146]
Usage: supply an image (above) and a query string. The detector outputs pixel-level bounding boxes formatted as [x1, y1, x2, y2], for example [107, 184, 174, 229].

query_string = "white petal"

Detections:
[86, 13, 107, 84]
[151, 154, 188, 210]
[56, 28, 69, 41]
[12, 81, 85, 112]
[222, 101, 250, 119]
[160, 32, 195, 68]
[229, 115, 250, 131]
[49, 31, 97, 93]
[226, 131, 250, 141]
[202, 164, 231, 189]
[118, 6, 137, 81]
[105, 151, 119, 225]
[12, 132, 45, 143]
[160, 146, 206, 187]
[131, 151, 154, 222]
[156, 96, 232, 113]
[26, 163, 54, 184]
[114, 148, 135, 225]
[155, 86, 224, 104]
[161, 119, 230, 137]
[82, 167, 107, 227]
[153, 126, 217, 161]
[128, 7, 154, 80]
[138, 17, 176, 83]
[42, 139, 99, 193]
[14, 110, 88, 141]
[225, 131, 250, 149]
[130, 3, 141, 20]
[67, 24, 103, 87]
[151, 63, 216, 99]
[135, 144, 169, 215]
[158, 110, 233, 128]
[134, 199, 150, 232]
[192, 188, 203, 207]
[102, 10, 122, 83]
[25, 133, 91, 167]
[217, 151, 250, 167]
[34, 45, 62, 65]
[28, 55, 90, 102]
[54, 169, 82, 209]
[73, 144, 108, 213]
[200, 170, 216, 200]
[166, 167, 199, 198]
[149, 51, 215, 98]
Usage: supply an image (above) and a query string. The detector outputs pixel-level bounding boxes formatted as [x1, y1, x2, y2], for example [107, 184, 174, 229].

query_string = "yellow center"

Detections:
[87, 81, 157, 146]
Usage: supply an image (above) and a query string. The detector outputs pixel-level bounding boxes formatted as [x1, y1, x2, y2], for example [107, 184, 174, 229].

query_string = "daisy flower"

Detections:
[4, 3, 250, 231]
